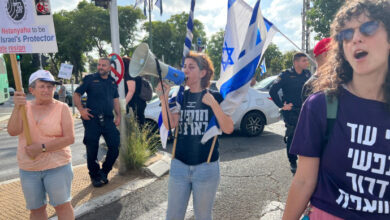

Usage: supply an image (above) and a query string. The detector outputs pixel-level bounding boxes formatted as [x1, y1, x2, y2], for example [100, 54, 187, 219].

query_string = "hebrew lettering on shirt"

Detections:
[179, 109, 209, 136]
[336, 189, 390, 214]
[346, 172, 389, 198]
[347, 123, 377, 146]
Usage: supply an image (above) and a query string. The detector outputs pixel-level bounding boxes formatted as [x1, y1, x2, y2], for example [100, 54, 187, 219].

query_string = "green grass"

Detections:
[120, 115, 160, 170]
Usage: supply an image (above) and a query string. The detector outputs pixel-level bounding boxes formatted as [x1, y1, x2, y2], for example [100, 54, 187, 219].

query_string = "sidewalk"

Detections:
[0, 153, 170, 219]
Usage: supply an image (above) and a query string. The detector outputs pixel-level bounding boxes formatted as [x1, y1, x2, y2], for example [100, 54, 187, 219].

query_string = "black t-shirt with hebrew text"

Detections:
[175, 89, 224, 165]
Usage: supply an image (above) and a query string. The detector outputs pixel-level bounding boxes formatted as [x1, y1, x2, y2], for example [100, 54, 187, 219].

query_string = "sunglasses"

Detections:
[336, 20, 380, 42]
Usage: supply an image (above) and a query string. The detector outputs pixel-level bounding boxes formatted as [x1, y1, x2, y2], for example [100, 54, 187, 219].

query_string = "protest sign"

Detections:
[0, 0, 58, 54]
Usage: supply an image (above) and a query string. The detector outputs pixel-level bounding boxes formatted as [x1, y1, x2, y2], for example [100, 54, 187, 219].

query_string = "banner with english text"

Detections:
[0, 0, 57, 54]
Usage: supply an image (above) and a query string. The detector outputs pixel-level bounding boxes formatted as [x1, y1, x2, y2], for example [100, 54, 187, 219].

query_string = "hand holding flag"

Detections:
[202, 0, 276, 144]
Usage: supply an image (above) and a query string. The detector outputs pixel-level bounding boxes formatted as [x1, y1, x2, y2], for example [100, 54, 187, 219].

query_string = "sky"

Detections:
[52, 0, 315, 53]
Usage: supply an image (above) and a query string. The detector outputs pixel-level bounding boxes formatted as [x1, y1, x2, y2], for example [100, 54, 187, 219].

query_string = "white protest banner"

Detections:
[58, 63, 73, 79]
[0, 0, 58, 54]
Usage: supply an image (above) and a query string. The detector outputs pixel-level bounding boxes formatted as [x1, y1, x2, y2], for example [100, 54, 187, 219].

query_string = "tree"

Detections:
[307, 0, 344, 39]
[87, 55, 98, 73]
[53, 10, 89, 82]
[3, 54, 39, 90]
[73, 1, 110, 57]
[142, 21, 177, 66]
[143, 12, 207, 67]
[282, 51, 297, 70]
[263, 43, 283, 75]
[207, 30, 224, 79]
[118, 6, 145, 56]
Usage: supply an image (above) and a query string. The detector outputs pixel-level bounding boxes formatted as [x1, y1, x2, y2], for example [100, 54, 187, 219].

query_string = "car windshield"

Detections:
[253, 75, 278, 90]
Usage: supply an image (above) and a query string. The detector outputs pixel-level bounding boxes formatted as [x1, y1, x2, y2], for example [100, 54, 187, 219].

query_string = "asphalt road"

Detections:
[78, 121, 292, 220]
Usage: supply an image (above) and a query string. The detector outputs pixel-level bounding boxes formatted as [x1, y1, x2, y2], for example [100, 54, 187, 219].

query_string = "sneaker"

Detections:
[91, 177, 104, 188]
[290, 162, 297, 175]
[99, 171, 109, 184]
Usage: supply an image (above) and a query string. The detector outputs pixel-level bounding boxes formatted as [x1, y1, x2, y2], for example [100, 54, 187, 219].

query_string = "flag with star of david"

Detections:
[201, 0, 277, 144]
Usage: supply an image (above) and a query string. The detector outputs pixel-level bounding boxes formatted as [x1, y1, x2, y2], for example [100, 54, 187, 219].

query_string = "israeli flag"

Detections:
[159, 0, 195, 148]
[158, 86, 184, 149]
[201, 0, 276, 144]
[260, 58, 266, 76]
[155, 0, 163, 15]
[134, 0, 143, 7]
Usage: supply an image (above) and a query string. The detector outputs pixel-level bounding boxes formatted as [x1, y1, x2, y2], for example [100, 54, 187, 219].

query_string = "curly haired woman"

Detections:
[283, 0, 390, 219]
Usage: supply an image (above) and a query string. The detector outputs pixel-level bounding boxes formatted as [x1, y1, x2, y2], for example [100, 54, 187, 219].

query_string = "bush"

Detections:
[120, 115, 160, 170]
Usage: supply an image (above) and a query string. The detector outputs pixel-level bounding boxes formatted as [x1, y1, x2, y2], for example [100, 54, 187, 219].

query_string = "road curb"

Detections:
[48, 152, 171, 219]
[142, 152, 171, 177]
[260, 200, 285, 220]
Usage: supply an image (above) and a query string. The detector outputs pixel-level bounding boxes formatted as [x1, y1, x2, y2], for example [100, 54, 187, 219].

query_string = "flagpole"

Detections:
[148, 0, 153, 50]
[274, 27, 316, 64]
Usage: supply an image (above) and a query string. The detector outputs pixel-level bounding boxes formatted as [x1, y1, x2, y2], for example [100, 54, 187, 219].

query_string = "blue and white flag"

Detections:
[182, 0, 196, 66]
[159, 0, 195, 148]
[144, 0, 147, 16]
[260, 58, 266, 76]
[155, 0, 163, 15]
[202, 0, 276, 144]
[158, 86, 185, 149]
[134, 0, 143, 7]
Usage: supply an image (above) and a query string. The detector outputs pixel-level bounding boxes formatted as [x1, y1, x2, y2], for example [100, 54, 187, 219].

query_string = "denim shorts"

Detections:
[19, 163, 73, 210]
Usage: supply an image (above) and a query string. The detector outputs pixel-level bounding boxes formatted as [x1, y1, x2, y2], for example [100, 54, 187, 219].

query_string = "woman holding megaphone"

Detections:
[157, 51, 233, 220]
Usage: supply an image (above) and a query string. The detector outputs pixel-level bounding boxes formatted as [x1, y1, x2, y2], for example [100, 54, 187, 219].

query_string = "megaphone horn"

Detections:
[129, 43, 186, 85]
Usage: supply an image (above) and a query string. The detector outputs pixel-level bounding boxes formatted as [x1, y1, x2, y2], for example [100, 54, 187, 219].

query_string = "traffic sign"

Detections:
[108, 53, 124, 85]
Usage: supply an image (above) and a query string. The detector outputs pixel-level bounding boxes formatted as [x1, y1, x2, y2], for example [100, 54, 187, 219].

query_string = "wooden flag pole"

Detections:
[171, 127, 179, 159]
[10, 54, 32, 146]
[207, 136, 218, 163]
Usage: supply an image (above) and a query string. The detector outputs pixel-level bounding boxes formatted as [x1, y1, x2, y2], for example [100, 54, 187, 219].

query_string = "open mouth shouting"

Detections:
[354, 49, 368, 60]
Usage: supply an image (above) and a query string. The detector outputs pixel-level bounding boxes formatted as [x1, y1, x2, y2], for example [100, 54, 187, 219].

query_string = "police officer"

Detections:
[74, 58, 121, 187]
[269, 52, 311, 174]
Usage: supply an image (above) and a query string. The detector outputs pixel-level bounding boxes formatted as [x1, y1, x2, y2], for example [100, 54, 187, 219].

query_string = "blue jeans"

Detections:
[166, 159, 220, 220]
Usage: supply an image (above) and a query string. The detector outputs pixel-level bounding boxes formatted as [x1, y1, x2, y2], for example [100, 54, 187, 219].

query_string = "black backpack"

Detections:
[138, 78, 153, 101]
[324, 91, 338, 144]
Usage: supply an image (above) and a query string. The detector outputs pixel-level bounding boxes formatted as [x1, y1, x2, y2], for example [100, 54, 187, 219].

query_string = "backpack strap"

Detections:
[324, 91, 338, 143]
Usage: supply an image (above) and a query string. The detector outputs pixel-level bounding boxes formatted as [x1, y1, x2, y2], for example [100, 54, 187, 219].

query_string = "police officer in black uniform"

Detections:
[74, 58, 121, 187]
[269, 52, 311, 174]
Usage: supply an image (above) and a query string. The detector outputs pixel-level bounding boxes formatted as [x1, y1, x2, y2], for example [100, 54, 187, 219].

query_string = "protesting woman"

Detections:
[8, 70, 75, 220]
[283, 0, 390, 219]
[157, 52, 233, 220]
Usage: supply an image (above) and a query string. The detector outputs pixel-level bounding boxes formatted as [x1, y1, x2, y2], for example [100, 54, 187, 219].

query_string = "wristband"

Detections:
[42, 144, 47, 152]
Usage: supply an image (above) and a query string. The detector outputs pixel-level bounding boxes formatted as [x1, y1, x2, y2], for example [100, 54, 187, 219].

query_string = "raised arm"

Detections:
[202, 92, 234, 134]
[157, 82, 179, 129]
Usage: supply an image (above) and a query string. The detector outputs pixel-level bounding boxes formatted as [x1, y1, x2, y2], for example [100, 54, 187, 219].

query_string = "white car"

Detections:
[144, 86, 280, 137]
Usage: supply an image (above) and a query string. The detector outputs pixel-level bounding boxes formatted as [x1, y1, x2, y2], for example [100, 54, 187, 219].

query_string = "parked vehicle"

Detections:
[253, 75, 278, 92]
[54, 84, 87, 106]
[0, 55, 10, 105]
[8, 87, 15, 96]
[144, 86, 280, 137]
